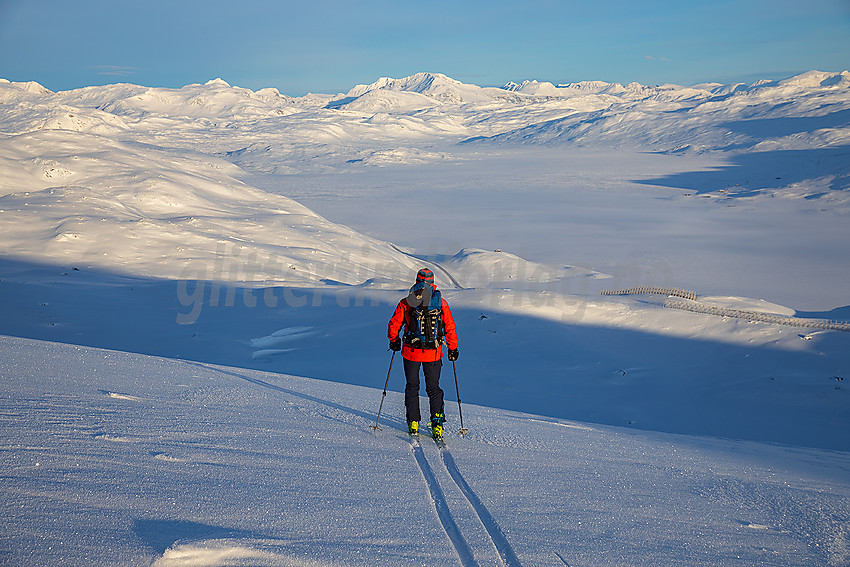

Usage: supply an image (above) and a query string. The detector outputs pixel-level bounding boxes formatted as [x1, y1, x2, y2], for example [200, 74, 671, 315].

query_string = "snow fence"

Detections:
[600, 287, 850, 332]
[600, 286, 698, 301]
[663, 299, 850, 332]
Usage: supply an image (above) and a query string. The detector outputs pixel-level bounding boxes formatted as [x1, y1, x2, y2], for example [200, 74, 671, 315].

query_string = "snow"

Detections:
[342, 72, 521, 106]
[1, 70, 849, 566]
[2, 336, 849, 566]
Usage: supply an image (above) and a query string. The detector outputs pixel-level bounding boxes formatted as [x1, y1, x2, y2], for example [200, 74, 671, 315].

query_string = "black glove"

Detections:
[448, 348, 459, 361]
[389, 338, 402, 352]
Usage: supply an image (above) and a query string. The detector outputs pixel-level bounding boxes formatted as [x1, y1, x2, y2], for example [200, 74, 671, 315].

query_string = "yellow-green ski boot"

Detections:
[431, 414, 444, 440]
[408, 421, 419, 435]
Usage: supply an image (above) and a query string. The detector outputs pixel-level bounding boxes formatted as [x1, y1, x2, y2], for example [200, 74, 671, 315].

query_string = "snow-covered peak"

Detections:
[204, 78, 232, 88]
[502, 78, 662, 99]
[0, 79, 53, 104]
[347, 72, 461, 97]
[556, 80, 624, 94]
[341, 72, 518, 106]
[502, 80, 563, 96]
[778, 70, 850, 88]
[57, 80, 301, 121]
[9, 79, 53, 95]
[2, 68, 848, 156]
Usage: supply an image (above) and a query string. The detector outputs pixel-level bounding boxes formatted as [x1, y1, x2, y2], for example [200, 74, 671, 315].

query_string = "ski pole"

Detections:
[452, 360, 469, 437]
[370, 351, 395, 432]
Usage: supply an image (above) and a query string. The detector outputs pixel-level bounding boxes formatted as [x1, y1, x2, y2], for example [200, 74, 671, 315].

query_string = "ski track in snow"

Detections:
[409, 436, 479, 567]
[192, 358, 520, 567]
[440, 447, 523, 567]
[407, 434, 523, 567]
[213, 351, 523, 567]
[223, 357, 523, 567]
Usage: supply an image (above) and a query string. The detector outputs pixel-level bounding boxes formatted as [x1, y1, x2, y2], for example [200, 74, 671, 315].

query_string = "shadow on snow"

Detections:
[1, 256, 848, 450]
[133, 518, 273, 555]
[636, 145, 850, 198]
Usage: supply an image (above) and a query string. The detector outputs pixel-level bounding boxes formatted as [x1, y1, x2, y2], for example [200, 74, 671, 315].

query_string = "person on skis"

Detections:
[388, 268, 459, 438]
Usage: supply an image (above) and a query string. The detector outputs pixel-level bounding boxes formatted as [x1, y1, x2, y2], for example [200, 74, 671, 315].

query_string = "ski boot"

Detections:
[408, 421, 419, 435]
[430, 413, 445, 440]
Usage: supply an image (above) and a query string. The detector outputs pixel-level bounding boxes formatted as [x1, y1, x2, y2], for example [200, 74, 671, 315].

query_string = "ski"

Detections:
[428, 423, 446, 447]
[410, 426, 445, 447]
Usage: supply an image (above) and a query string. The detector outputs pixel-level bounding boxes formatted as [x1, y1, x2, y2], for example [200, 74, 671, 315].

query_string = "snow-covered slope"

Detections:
[1, 68, 847, 307]
[0, 128, 419, 285]
[1, 335, 847, 567]
[475, 70, 850, 155]
[4, 69, 848, 173]
[1, 70, 849, 566]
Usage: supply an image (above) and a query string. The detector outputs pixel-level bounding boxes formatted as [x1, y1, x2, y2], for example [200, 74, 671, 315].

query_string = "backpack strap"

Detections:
[428, 289, 444, 346]
[436, 293, 444, 345]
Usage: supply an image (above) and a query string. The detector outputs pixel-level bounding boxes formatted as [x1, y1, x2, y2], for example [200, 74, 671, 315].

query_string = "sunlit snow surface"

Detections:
[1, 71, 849, 566]
[2, 337, 849, 567]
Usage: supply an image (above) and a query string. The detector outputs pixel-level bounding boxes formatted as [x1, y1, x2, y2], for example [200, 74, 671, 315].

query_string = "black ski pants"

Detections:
[403, 357, 444, 423]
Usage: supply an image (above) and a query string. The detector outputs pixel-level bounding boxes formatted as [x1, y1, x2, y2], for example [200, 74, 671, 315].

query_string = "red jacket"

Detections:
[388, 290, 458, 362]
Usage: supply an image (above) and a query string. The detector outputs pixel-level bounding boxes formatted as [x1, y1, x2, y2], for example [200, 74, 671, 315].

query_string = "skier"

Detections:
[388, 268, 459, 439]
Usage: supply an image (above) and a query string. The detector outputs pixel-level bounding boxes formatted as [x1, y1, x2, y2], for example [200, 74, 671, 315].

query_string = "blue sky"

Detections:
[1, 0, 848, 95]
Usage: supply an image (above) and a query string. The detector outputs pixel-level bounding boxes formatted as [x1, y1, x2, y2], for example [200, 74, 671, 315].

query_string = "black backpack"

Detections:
[404, 283, 444, 349]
